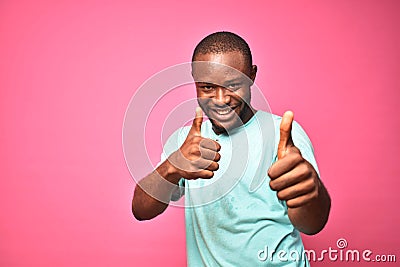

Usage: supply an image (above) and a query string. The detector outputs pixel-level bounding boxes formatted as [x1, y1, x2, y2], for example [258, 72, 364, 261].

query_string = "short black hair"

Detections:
[192, 31, 253, 67]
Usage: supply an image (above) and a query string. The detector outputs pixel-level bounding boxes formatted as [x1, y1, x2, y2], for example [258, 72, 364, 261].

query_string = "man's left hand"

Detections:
[268, 111, 321, 208]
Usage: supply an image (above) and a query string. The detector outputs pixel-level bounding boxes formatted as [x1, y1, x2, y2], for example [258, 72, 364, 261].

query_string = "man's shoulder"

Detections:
[254, 110, 281, 121]
[256, 110, 307, 134]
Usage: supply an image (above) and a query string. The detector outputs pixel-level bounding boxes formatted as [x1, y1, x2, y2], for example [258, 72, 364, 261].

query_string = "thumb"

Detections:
[277, 110, 294, 159]
[190, 107, 203, 136]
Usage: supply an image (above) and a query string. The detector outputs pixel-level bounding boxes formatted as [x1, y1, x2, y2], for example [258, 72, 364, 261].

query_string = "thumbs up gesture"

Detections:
[168, 107, 221, 180]
[268, 111, 320, 208]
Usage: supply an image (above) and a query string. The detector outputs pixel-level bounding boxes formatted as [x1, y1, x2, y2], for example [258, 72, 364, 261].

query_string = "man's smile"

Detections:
[209, 105, 239, 121]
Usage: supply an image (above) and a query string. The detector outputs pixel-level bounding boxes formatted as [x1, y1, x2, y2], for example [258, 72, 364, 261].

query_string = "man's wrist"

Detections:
[157, 157, 181, 185]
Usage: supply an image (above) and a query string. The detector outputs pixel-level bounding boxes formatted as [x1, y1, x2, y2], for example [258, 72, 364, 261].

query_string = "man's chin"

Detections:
[210, 120, 238, 135]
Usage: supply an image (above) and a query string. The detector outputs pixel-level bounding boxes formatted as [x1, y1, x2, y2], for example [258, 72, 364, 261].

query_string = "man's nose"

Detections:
[215, 87, 230, 104]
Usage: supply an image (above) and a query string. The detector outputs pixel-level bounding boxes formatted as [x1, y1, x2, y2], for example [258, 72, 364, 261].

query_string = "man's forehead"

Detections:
[193, 51, 246, 67]
[191, 61, 249, 84]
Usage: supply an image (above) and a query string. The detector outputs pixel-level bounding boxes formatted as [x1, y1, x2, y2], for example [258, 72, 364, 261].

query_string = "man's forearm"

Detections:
[288, 180, 331, 235]
[132, 160, 181, 220]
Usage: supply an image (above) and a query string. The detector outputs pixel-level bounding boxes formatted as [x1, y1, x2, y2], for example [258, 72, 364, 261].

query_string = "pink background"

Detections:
[1, 0, 399, 266]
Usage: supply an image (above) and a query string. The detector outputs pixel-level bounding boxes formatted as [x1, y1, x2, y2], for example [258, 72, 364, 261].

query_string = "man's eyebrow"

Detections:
[196, 82, 215, 85]
[224, 78, 244, 84]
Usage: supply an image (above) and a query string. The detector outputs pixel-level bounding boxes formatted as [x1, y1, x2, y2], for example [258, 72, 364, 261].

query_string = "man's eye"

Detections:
[227, 83, 241, 90]
[201, 86, 214, 91]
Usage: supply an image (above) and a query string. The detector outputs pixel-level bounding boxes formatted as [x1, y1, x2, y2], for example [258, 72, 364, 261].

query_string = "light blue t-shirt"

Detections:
[162, 111, 319, 267]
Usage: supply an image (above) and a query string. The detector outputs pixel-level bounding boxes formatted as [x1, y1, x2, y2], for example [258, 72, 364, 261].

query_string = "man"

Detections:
[132, 32, 330, 266]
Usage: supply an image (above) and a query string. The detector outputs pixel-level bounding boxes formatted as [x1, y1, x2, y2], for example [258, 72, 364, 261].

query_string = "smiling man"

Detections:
[192, 50, 257, 135]
[132, 32, 331, 266]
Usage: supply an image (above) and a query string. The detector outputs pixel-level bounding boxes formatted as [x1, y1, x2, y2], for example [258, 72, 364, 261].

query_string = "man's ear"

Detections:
[250, 65, 257, 84]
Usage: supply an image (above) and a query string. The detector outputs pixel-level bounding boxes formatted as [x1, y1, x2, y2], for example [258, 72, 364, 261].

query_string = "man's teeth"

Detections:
[216, 108, 232, 115]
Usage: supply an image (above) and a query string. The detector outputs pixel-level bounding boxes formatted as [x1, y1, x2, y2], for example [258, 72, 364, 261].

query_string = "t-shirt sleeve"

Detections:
[171, 178, 185, 201]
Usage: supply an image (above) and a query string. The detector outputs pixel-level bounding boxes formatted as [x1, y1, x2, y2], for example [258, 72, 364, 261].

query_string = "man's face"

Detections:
[191, 51, 257, 135]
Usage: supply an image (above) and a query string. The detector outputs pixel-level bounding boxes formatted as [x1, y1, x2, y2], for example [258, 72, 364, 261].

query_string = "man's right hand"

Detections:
[168, 107, 221, 180]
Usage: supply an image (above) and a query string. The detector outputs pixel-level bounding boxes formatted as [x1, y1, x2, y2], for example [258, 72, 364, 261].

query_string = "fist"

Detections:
[268, 111, 320, 208]
[169, 107, 221, 180]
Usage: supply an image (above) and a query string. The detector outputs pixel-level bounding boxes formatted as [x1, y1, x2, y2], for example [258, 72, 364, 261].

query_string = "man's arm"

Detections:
[132, 107, 221, 221]
[287, 177, 331, 235]
[268, 111, 331, 235]
[132, 160, 181, 221]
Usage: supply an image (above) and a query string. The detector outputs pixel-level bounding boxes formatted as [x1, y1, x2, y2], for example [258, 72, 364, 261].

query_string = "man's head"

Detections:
[191, 31, 257, 135]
